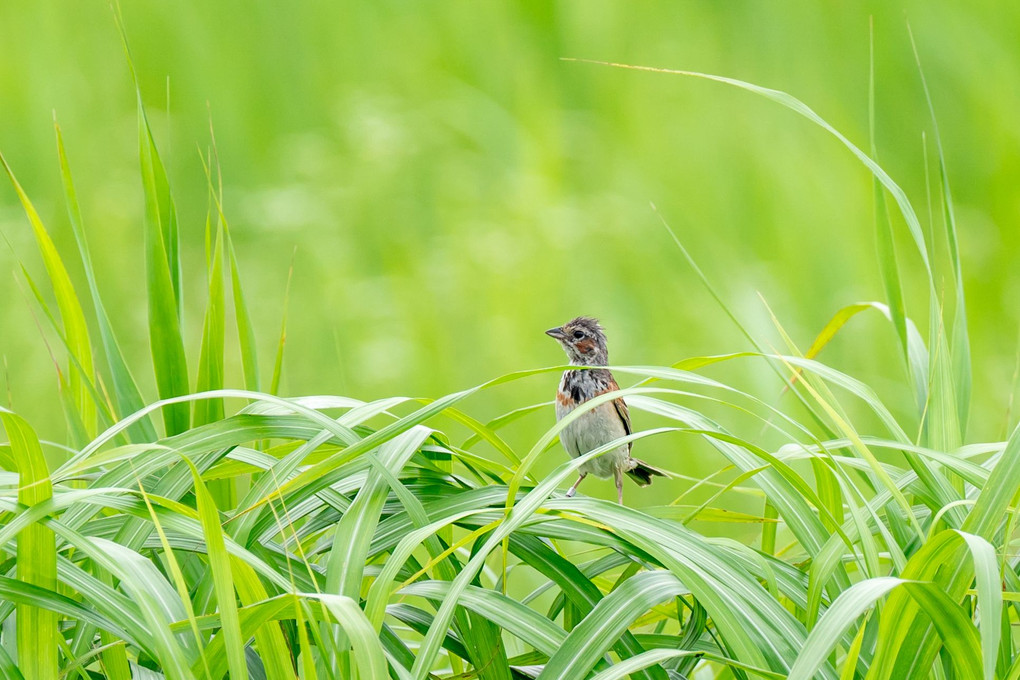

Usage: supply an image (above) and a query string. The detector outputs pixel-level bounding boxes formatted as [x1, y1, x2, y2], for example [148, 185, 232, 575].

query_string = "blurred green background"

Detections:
[1, 1, 1018, 507]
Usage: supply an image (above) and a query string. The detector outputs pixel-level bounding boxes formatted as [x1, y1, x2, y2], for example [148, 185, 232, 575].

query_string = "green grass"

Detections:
[1, 25, 1018, 680]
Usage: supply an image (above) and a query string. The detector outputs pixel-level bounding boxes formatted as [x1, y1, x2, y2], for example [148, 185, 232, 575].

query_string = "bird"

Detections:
[546, 316, 666, 503]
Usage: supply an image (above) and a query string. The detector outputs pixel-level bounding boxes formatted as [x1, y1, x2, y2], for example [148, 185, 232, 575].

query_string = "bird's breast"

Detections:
[555, 370, 626, 444]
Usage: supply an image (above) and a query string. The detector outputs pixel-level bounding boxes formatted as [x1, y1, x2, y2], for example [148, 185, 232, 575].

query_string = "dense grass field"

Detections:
[2, 2, 1020, 679]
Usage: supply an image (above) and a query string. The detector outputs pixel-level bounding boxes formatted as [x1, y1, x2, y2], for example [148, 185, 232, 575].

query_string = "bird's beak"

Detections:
[545, 327, 567, 340]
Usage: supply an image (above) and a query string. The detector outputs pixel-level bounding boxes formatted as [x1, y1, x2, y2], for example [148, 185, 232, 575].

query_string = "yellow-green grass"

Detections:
[0, 13, 1017, 680]
[1, 40, 1011, 676]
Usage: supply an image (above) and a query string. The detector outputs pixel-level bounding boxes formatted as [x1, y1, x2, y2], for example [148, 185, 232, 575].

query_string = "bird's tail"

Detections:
[625, 458, 668, 486]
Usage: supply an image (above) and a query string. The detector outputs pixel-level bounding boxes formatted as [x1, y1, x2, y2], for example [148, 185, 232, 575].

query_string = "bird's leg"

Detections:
[614, 467, 624, 505]
[566, 473, 587, 498]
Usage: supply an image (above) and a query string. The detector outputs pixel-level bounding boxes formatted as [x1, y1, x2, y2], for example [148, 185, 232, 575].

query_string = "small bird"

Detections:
[546, 316, 665, 503]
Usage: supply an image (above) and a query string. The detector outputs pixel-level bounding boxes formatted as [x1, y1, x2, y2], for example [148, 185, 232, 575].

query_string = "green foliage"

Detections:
[1, 408, 57, 678]
[0, 33, 1018, 680]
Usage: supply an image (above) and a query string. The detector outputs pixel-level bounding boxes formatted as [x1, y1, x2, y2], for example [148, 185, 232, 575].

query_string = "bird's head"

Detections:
[545, 316, 609, 366]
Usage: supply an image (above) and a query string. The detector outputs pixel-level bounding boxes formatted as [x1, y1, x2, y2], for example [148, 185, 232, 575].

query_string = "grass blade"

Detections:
[270, 252, 295, 396]
[185, 459, 247, 679]
[538, 571, 685, 679]
[0, 153, 96, 439]
[908, 25, 971, 438]
[137, 96, 190, 436]
[54, 121, 156, 442]
[112, 6, 190, 436]
[194, 209, 225, 429]
[315, 595, 388, 680]
[868, 25, 921, 414]
[0, 408, 58, 678]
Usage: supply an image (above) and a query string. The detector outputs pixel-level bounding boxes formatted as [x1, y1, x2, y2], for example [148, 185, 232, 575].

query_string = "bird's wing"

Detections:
[604, 376, 633, 450]
[612, 398, 632, 437]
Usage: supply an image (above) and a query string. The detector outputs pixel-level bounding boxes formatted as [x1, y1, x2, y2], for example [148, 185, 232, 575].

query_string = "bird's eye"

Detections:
[572, 330, 585, 339]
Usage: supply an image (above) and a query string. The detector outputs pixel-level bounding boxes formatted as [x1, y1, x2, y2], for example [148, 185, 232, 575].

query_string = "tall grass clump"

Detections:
[1, 39, 1017, 680]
